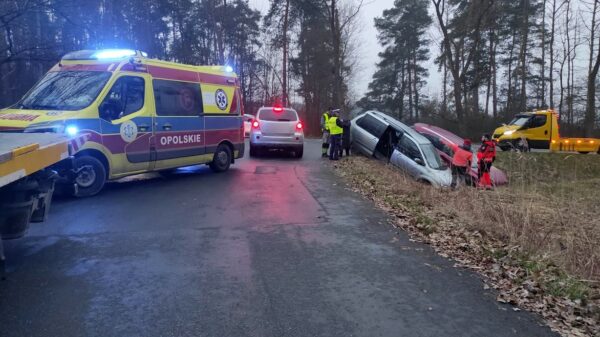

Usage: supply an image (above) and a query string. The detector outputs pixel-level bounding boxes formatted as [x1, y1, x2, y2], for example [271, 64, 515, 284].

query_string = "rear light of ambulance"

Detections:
[296, 122, 303, 131]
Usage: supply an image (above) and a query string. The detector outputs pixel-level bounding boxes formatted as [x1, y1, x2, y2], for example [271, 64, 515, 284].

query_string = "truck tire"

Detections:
[578, 151, 590, 154]
[210, 144, 232, 173]
[73, 156, 107, 197]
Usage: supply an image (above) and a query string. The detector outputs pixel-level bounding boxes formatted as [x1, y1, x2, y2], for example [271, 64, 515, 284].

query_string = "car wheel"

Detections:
[512, 138, 529, 152]
[578, 151, 590, 154]
[249, 145, 258, 157]
[73, 156, 106, 197]
[210, 144, 232, 172]
[295, 146, 303, 159]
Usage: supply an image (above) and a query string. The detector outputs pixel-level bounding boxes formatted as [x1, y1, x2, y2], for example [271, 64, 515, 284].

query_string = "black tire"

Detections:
[73, 156, 107, 197]
[210, 144, 232, 172]
[499, 145, 511, 152]
[249, 145, 258, 157]
[295, 146, 303, 159]
[578, 151, 590, 154]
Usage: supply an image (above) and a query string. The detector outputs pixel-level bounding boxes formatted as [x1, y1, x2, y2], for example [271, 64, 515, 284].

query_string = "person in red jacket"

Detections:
[451, 139, 473, 189]
[477, 134, 496, 189]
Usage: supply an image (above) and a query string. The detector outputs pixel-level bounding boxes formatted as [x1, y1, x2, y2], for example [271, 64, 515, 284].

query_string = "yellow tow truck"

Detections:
[492, 110, 600, 154]
[0, 133, 83, 279]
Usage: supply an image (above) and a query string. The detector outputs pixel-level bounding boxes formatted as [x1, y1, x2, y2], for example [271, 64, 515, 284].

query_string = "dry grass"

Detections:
[334, 153, 600, 336]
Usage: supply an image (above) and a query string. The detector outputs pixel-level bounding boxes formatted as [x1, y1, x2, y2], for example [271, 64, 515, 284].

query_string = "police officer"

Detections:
[327, 110, 343, 160]
[321, 107, 332, 157]
[477, 134, 496, 189]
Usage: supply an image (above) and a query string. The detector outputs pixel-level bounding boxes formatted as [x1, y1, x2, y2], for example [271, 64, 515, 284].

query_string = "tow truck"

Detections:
[0, 133, 84, 279]
[492, 110, 600, 154]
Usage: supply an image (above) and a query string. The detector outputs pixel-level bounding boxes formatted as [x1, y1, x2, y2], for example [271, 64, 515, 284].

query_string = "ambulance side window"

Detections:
[100, 76, 145, 121]
[153, 80, 203, 116]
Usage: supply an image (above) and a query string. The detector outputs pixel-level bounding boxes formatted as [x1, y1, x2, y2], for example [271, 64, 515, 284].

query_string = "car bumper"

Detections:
[250, 133, 304, 148]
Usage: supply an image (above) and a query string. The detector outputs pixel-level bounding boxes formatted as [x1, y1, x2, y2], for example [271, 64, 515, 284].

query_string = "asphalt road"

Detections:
[0, 139, 556, 337]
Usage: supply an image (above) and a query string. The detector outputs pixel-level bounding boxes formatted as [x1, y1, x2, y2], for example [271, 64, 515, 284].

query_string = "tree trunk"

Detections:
[585, 0, 599, 136]
[540, 0, 547, 108]
[518, 0, 530, 111]
[282, 0, 290, 106]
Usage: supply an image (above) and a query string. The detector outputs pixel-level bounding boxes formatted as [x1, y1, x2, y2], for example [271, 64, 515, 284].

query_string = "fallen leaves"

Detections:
[333, 156, 600, 337]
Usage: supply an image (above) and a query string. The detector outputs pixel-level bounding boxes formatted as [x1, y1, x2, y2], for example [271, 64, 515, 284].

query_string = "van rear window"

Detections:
[258, 109, 298, 122]
[153, 80, 203, 116]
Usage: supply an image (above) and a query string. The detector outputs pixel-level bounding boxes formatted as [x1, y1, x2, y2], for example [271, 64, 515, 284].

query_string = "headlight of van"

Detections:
[503, 130, 516, 136]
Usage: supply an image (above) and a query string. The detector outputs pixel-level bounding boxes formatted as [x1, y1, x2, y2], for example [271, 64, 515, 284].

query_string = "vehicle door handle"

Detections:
[545, 130, 548, 135]
[162, 124, 172, 131]
[138, 124, 150, 132]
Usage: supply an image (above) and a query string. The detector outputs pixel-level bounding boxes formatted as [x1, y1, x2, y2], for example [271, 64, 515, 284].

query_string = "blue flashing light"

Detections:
[93, 49, 136, 60]
[66, 125, 79, 136]
[225, 65, 234, 73]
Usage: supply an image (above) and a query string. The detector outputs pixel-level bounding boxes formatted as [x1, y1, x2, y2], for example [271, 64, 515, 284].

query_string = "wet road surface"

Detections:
[0, 139, 556, 336]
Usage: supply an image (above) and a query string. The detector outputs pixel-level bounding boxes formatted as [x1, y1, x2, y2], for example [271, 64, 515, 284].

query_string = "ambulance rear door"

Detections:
[151, 79, 206, 170]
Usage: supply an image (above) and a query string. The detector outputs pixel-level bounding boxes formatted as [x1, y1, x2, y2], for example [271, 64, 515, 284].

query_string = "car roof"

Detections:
[367, 111, 432, 145]
[413, 123, 463, 145]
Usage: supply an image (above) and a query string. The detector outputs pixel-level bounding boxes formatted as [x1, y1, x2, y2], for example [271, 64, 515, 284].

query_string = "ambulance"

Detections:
[0, 49, 245, 196]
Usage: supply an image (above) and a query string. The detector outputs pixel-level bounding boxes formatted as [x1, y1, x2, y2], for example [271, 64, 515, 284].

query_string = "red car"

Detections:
[413, 123, 508, 186]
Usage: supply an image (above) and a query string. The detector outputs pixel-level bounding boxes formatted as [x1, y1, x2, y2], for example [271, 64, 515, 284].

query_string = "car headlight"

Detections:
[503, 130, 516, 136]
[24, 121, 71, 134]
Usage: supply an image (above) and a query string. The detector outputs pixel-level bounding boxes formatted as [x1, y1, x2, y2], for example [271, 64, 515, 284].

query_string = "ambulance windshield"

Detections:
[18, 71, 112, 111]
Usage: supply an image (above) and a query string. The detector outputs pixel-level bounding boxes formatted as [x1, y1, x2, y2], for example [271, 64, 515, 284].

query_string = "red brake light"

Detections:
[252, 120, 260, 129]
[273, 106, 284, 113]
[296, 122, 303, 130]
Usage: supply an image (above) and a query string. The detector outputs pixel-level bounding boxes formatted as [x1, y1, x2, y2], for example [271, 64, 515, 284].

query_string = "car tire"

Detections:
[295, 147, 303, 159]
[249, 145, 258, 157]
[73, 156, 107, 197]
[578, 151, 590, 154]
[512, 138, 529, 152]
[210, 144, 232, 173]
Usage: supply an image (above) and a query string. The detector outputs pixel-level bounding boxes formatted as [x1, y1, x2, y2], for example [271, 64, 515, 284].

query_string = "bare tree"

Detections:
[585, 0, 600, 136]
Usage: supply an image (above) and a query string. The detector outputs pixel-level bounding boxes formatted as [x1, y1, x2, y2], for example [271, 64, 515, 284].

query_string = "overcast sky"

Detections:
[248, 0, 441, 100]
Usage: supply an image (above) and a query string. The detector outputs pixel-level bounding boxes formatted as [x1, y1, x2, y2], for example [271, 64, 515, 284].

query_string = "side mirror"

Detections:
[414, 158, 425, 166]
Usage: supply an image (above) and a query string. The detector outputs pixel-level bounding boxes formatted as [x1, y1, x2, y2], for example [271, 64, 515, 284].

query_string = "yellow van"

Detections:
[0, 49, 244, 196]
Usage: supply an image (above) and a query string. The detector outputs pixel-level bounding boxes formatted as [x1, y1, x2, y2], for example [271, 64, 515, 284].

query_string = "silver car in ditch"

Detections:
[249, 107, 304, 158]
[351, 111, 452, 187]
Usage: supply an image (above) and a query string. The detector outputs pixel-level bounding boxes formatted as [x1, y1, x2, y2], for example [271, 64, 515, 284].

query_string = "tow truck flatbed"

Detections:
[1, 132, 85, 279]
[0, 133, 70, 188]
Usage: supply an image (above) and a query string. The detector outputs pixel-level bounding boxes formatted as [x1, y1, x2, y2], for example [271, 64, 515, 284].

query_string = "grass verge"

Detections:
[333, 152, 600, 337]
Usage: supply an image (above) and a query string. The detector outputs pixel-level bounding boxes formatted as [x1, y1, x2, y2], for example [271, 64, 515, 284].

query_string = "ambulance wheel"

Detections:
[73, 156, 106, 197]
[210, 144, 232, 172]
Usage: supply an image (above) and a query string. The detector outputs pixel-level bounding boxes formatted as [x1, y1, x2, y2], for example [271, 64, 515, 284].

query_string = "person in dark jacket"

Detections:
[337, 116, 351, 157]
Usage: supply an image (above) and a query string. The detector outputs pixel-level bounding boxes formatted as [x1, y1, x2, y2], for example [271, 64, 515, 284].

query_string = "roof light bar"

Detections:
[92, 49, 137, 60]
